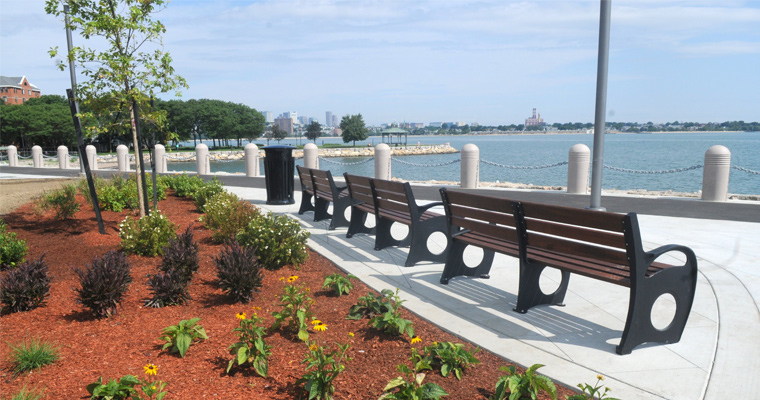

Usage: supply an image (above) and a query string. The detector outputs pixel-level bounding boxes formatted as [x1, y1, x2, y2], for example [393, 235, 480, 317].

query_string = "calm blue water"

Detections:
[173, 132, 759, 195]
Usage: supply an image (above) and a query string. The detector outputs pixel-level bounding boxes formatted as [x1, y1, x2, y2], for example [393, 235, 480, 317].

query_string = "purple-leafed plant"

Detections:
[159, 225, 199, 284]
[213, 241, 262, 303]
[0, 256, 50, 313]
[145, 269, 191, 308]
[74, 251, 132, 318]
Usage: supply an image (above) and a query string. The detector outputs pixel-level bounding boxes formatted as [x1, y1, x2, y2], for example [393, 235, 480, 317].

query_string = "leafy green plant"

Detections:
[3, 384, 46, 400]
[0, 256, 50, 313]
[270, 275, 314, 341]
[7, 337, 59, 375]
[86, 375, 139, 400]
[296, 338, 351, 400]
[144, 269, 191, 308]
[35, 183, 79, 219]
[237, 212, 310, 270]
[159, 225, 199, 283]
[491, 364, 557, 400]
[74, 251, 132, 318]
[213, 241, 263, 303]
[200, 191, 261, 243]
[0, 218, 27, 270]
[379, 364, 449, 400]
[365, 289, 414, 339]
[159, 317, 208, 358]
[346, 289, 395, 320]
[322, 273, 356, 296]
[411, 341, 480, 380]
[118, 210, 178, 256]
[160, 174, 206, 198]
[566, 375, 620, 400]
[227, 310, 272, 377]
[191, 177, 224, 212]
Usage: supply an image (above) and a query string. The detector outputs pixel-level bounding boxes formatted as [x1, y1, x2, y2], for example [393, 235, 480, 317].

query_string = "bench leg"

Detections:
[616, 266, 697, 355]
[313, 197, 332, 222]
[298, 191, 315, 215]
[328, 197, 351, 230]
[374, 217, 409, 251]
[513, 263, 571, 313]
[405, 217, 449, 267]
[440, 241, 495, 284]
[346, 209, 375, 238]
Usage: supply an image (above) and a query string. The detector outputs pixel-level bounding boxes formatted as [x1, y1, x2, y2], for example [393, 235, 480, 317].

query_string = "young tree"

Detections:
[305, 121, 322, 143]
[46, 0, 188, 217]
[340, 114, 368, 146]
[270, 125, 288, 143]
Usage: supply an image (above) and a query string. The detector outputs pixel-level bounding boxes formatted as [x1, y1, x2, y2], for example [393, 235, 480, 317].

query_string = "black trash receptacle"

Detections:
[262, 145, 296, 205]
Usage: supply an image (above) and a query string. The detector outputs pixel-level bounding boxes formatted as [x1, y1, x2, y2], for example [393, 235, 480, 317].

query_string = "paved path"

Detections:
[2, 167, 759, 399]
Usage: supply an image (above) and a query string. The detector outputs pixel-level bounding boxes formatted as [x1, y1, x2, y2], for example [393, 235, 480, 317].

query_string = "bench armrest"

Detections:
[418, 201, 443, 212]
[336, 185, 348, 192]
[644, 244, 698, 270]
[451, 228, 472, 239]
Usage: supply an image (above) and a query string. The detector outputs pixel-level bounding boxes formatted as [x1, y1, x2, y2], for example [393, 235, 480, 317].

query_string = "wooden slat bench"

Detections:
[513, 200, 698, 354]
[296, 165, 315, 215]
[370, 178, 449, 267]
[344, 173, 376, 238]
[309, 168, 350, 230]
[438, 188, 520, 284]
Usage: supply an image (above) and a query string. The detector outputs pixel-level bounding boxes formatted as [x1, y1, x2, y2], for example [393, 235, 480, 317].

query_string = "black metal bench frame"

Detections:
[296, 165, 315, 215]
[309, 168, 350, 230]
[370, 178, 449, 267]
[344, 173, 376, 238]
[438, 188, 520, 284]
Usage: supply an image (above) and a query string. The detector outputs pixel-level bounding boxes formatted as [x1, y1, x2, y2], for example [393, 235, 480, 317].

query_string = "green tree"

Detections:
[340, 114, 368, 146]
[46, 0, 188, 218]
[305, 121, 322, 143]
[0, 95, 76, 149]
[270, 125, 288, 143]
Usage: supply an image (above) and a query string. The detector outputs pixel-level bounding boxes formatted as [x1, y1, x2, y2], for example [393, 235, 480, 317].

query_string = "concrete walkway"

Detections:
[2, 169, 759, 399]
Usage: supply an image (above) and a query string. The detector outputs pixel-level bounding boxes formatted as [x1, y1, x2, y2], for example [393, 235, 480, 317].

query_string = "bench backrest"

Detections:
[370, 178, 416, 219]
[344, 173, 374, 210]
[296, 165, 314, 192]
[310, 168, 339, 200]
[440, 188, 520, 244]
[516, 201, 638, 282]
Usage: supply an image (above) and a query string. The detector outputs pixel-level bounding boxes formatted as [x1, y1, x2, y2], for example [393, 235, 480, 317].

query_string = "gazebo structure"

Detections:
[380, 127, 409, 145]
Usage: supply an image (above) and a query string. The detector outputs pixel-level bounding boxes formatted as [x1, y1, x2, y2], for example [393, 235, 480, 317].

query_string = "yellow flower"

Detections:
[279, 277, 286, 281]
[432, 341, 438, 346]
[252, 306, 261, 311]
[287, 275, 299, 283]
[348, 332, 355, 337]
[236, 312, 246, 320]
[597, 374, 604, 381]
[411, 336, 421, 344]
[143, 363, 158, 376]
[313, 321, 327, 332]
[309, 344, 319, 351]
[311, 319, 322, 325]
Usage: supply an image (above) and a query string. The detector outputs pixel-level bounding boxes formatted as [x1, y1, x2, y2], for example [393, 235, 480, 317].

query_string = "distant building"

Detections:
[274, 116, 294, 134]
[525, 108, 544, 126]
[298, 116, 310, 125]
[263, 111, 273, 123]
[325, 111, 333, 127]
[429, 122, 442, 128]
[332, 114, 339, 127]
[0, 75, 41, 104]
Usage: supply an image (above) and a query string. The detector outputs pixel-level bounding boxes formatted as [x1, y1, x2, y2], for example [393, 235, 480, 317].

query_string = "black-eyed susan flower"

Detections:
[313, 321, 327, 332]
[311, 319, 322, 325]
[236, 312, 246, 320]
[279, 277, 286, 281]
[144, 363, 158, 376]
[287, 275, 299, 283]
[411, 336, 421, 344]
[348, 332, 355, 337]
[597, 374, 604, 381]
[310, 344, 319, 351]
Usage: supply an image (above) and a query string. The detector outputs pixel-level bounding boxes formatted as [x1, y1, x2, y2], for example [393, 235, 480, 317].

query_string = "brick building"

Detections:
[0, 75, 41, 104]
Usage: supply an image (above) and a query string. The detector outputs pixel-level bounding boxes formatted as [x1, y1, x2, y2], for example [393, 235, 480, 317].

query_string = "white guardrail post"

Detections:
[153, 144, 166, 174]
[196, 144, 209, 175]
[702, 145, 731, 202]
[244, 143, 259, 177]
[303, 143, 318, 169]
[7, 145, 18, 166]
[85, 145, 98, 170]
[375, 143, 391, 180]
[460, 143, 479, 188]
[57, 145, 69, 169]
[567, 144, 591, 194]
[32, 145, 43, 168]
[116, 145, 129, 172]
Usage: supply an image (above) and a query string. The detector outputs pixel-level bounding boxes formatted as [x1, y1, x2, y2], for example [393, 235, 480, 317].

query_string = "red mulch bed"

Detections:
[0, 193, 575, 399]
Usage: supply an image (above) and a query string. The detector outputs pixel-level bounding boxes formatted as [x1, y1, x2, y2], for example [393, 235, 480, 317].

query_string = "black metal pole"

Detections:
[132, 99, 151, 214]
[64, 6, 105, 234]
[150, 97, 157, 211]
[589, 0, 612, 211]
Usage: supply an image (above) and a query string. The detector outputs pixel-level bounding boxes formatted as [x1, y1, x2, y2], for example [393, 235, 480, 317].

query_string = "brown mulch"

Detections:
[0, 193, 576, 399]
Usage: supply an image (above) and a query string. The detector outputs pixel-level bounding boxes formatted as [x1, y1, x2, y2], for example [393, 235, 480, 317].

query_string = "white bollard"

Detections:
[85, 145, 98, 170]
[303, 143, 319, 169]
[57, 145, 69, 169]
[7, 145, 18, 166]
[116, 145, 129, 171]
[244, 143, 260, 177]
[460, 143, 479, 188]
[567, 144, 591, 194]
[196, 144, 209, 175]
[702, 145, 731, 202]
[375, 143, 391, 180]
[32, 146, 43, 168]
[153, 144, 166, 174]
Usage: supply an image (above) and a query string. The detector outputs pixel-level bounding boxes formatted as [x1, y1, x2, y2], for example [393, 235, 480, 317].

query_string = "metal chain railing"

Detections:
[603, 164, 703, 174]
[18, 154, 32, 159]
[164, 154, 196, 161]
[42, 154, 58, 159]
[481, 159, 568, 170]
[318, 156, 375, 166]
[391, 157, 461, 167]
[732, 165, 760, 175]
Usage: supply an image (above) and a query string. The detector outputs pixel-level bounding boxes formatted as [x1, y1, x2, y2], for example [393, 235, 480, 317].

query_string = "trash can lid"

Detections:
[262, 145, 296, 149]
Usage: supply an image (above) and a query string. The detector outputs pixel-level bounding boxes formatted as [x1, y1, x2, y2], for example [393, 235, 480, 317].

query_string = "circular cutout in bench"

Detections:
[651, 293, 677, 331]
[539, 267, 564, 296]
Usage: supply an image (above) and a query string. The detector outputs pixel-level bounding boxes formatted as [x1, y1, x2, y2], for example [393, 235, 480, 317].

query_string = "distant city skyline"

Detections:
[1, 0, 758, 126]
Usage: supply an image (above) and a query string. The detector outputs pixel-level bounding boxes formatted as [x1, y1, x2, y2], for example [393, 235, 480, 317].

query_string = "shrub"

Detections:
[159, 226, 199, 283]
[410, 341, 480, 380]
[7, 337, 59, 375]
[3, 385, 46, 400]
[84, 175, 167, 211]
[159, 317, 208, 358]
[0, 219, 27, 270]
[491, 364, 557, 400]
[346, 289, 395, 320]
[74, 251, 132, 318]
[237, 212, 310, 270]
[86, 364, 168, 400]
[192, 177, 225, 212]
[347, 289, 414, 339]
[200, 191, 261, 244]
[160, 174, 206, 198]
[35, 183, 79, 219]
[322, 273, 357, 296]
[145, 269, 191, 308]
[118, 211, 178, 256]
[0, 256, 50, 313]
[213, 241, 263, 303]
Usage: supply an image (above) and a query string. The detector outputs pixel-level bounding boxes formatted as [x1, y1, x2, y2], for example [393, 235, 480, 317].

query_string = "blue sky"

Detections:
[2, 0, 758, 126]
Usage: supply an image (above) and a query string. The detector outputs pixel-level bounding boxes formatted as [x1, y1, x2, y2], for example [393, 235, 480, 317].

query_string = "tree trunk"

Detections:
[130, 103, 146, 218]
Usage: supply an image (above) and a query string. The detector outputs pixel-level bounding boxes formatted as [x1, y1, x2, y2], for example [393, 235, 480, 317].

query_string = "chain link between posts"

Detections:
[318, 156, 375, 166]
[391, 157, 461, 167]
[603, 164, 703, 174]
[732, 165, 760, 175]
[481, 159, 568, 170]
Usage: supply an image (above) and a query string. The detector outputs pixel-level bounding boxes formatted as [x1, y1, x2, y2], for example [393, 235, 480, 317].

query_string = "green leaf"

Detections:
[383, 376, 407, 392]
[415, 372, 426, 387]
[237, 346, 249, 365]
[176, 332, 191, 357]
[226, 358, 236, 374]
[119, 375, 140, 386]
[194, 326, 208, 340]
[156, 392, 167, 400]
[440, 363, 450, 377]
[420, 383, 449, 399]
